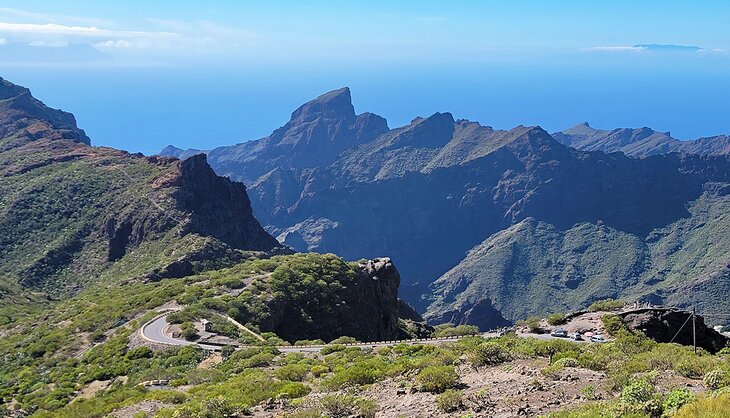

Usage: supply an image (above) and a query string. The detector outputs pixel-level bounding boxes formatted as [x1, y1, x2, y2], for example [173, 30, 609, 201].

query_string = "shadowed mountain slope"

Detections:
[162, 89, 730, 329]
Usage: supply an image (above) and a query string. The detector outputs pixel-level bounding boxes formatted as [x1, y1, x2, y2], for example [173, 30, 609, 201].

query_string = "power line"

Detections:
[668, 313, 693, 345]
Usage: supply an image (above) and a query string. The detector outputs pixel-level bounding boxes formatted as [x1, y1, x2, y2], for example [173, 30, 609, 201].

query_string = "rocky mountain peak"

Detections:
[175, 154, 282, 251]
[289, 87, 356, 124]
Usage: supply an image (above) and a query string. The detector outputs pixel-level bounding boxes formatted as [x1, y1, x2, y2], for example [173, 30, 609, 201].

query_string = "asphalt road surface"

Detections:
[141, 313, 594, 353]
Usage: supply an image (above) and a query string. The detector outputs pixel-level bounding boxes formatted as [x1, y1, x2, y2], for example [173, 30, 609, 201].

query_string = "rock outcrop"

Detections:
[259, 257, 402, 342]
[175, 154, 281, 251]
[619, 308, 729, 353]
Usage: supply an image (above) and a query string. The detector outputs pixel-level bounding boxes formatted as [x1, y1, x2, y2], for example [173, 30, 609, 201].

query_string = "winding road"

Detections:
[140, 312, 589, 353]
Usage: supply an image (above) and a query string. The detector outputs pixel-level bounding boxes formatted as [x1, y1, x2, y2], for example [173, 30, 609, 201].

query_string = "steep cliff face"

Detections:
[174, 154, 281, 251]
[0, 79, 282, 299]
[194, 87, 389, 184]
[0, 77, 90, 150]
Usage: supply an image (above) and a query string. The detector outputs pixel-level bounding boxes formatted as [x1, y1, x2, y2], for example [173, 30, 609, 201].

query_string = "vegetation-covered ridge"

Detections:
[0, 76, 283, 324]
[0, 252, 416, 416]
[3, 291, 729, 417]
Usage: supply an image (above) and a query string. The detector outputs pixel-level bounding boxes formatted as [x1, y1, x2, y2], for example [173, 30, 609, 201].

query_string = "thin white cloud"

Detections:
[0, 22, 179, 39]
[589, 45, 646, 52]
[29, 40, 68, 47]
[0, 7, 114, 27]
[0, 37, 6, 46]
[588, 44, 725, 54]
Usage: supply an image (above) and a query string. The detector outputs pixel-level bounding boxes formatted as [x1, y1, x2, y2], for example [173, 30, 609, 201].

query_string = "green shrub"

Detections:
[294, 339, 325, 346]
[180, 322, 198, 341]
[275, 364, 310, 382]
[416, 366, 459, 393]
[663, 388, 695, 416]
[675, 392, 730, 418]
[620, 378, 658, 416]
[554, 357, 579, 368]
[704, 369, 730, 389]
[433, 324, 480, 338]
[318, 394, 377, 418]
[321, 344, 347, 355]
[277, 382, 311, 399]
[323, 358, 386, 388]
[310, 365, 329, 378]
[601, 314, 627, 336]
[436, 389, 464, 412]
[522, 316, 542, 332]
[329, 336, 359, 344]
[588, 299, 624, 312]
[468, 342, 512, 367]
[547, 313, 567, 326]
[675, 356, 716, 378]
[126, 346, 153, 360]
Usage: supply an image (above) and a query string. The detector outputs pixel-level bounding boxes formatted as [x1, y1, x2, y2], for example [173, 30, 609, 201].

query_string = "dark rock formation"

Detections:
[619, 308, 729, 353]
[261, 257, 402, 342]
[175, 154, 281, 251]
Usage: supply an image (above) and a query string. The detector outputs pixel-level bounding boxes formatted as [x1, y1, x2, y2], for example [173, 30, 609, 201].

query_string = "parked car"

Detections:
[570, 333, 583, 341]
[498, 327, 515, 336]
[590, 335, 607, 343]
[551, 329, 568, 338]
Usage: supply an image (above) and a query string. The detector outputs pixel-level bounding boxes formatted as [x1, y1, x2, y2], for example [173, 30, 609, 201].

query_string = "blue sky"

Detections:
[1, 1, 729, 154]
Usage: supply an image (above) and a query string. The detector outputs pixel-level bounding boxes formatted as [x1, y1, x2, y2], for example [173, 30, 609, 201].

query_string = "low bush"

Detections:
[663, 388, 695, 416]
[294, 339, 325, 346]
[433, 324, 480, 338]
[468, 342, 512, 367]
[323, 358, 387, 389]
[310, 365, 329, 378]
[703, 369, 730, 389]
[436, 389, 464, 412]
[275, 364, 310, 382]
[547, 313, 567, 326]
[180, 322, 198, 341]
[416, 366, 459, 393]
[675, 392, 730, 418]
[329, 336, 359, 344]
[554, 357, 579, 368]
[588, 299, 624, 312]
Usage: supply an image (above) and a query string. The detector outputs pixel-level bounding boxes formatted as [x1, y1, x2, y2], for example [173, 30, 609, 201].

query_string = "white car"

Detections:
[590, 335, 607, 343]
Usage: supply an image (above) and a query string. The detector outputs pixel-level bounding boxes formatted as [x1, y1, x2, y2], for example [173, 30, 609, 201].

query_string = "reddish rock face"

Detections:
[0, 77, 90, 150]
[0, 78, 283, 295]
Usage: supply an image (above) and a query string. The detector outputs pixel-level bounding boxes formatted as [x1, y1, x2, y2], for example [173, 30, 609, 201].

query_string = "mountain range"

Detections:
[162, 88, 730, 329]
[0, 78, 412, 344]
[553, 122, 729, 158]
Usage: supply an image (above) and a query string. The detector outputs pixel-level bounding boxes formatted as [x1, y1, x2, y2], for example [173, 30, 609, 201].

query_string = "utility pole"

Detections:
[692, 307, 697, 355]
